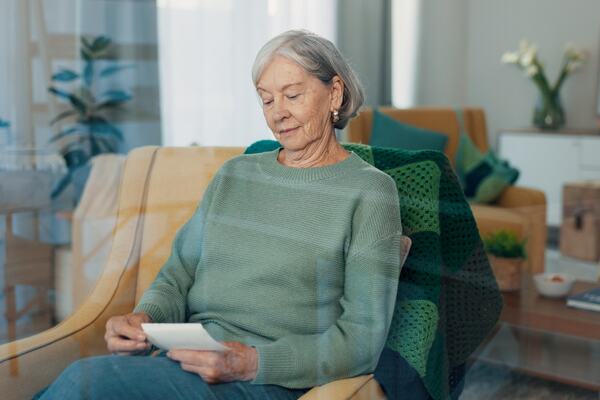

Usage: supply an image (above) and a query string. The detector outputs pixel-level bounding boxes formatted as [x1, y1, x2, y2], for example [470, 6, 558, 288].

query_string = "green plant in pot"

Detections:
[483, 229, 527, 291]
[48, 35, 133, 201]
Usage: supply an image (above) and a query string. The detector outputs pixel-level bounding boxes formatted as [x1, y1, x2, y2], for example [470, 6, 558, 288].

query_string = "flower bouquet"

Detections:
[502, 40, 586, 129]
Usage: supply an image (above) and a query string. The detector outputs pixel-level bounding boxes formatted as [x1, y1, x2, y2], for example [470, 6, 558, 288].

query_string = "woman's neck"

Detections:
[278, 133, 349, 168]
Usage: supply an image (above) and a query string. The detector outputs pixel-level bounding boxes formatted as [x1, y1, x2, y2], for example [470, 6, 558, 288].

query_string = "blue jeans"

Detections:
[38, 354, 308, 400]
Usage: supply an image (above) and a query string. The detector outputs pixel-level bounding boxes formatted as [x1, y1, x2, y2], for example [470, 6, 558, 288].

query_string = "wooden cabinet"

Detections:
[498, 130, 600, 226]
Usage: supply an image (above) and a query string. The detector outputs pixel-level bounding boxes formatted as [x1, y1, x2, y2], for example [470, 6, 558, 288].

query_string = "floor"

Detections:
[462, 362, 598, 400]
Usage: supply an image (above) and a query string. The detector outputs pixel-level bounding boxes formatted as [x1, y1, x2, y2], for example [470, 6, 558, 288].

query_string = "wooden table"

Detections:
[475, 277, 600, 391]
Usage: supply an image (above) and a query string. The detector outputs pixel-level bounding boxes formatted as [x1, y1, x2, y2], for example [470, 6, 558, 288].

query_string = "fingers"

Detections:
[105, 313, 150, 354]
[107, 337, 150, 353]
[127, 312, 151, 329]
[108, 316, 146, 341]
[167, 350, 221, 366]
[167, 343, 257, 383]
[168, 350, 225, 383]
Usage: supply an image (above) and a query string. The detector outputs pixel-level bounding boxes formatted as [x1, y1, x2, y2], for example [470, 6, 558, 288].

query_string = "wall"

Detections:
[466, 0, 600, 146]
[415, 0, 600, 148]
[415, 0, 468, 107]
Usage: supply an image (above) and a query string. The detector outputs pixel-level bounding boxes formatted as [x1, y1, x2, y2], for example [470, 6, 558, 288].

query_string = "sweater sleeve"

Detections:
[133, 176, 219, 323]
[251, 175, 403, 388]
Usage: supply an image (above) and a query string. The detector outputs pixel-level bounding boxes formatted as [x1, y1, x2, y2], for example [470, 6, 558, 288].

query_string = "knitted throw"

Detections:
[245, 140, 503, 400]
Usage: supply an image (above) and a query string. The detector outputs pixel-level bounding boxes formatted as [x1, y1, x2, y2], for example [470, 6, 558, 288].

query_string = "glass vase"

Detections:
[533, 91, 565, 130]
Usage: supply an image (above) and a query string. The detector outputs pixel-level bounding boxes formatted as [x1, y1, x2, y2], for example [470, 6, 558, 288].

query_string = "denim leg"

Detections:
[39, 355, 308, 400]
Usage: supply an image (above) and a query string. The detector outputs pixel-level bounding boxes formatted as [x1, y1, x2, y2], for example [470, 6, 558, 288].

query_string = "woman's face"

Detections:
[256, 56, 343, 151]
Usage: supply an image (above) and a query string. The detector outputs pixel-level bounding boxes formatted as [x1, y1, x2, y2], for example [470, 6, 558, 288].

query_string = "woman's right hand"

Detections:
[105, 312, 152, 355]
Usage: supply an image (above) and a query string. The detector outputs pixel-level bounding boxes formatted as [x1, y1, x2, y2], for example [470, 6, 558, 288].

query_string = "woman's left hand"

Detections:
[167, 341, 258, 383]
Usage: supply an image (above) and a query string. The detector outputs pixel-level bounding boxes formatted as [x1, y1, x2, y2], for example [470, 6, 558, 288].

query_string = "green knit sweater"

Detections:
[134, 148, 403, 388]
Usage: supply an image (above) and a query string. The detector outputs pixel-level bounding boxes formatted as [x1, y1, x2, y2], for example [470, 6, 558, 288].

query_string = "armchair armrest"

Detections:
[0, 147, 157, 400]
[300, 374, 385, 400]
[495, 185, 546, 208]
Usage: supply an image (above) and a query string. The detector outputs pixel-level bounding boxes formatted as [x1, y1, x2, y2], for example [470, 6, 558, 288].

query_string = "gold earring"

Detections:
[332, 110, 340, 124]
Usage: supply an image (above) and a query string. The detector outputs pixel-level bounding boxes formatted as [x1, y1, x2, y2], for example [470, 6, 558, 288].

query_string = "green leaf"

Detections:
[52, 69, 80, 82]
[83, 61, 94, 87]
[96, 90, 132, 109]
[49, 87, 87, 113]
[81, 37, 93, 51]
[68, 94, 87, 114]
[91, 36, 112, 53]
[91, 121, 123, 141]
[49, 126, 83, 143]
[50, 110, 79, 126]
[101, 90, 132, 102]
[62, 148, 89, 169]
[483, 230, 527, 259]
[99, 64, 134, 78]
[94, 136, 119, 153]
[48, 86, 72, 101]
[51, 173, 73, 199]
[89, 136, 102, 156]
[80, 47, 92, 62]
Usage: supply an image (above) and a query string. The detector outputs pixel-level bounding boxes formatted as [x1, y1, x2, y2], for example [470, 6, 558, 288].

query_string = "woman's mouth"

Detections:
[280, 127, 298, 135]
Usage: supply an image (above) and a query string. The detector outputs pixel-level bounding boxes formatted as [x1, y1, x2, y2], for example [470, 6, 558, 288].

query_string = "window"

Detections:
[157, 0, 337, 147]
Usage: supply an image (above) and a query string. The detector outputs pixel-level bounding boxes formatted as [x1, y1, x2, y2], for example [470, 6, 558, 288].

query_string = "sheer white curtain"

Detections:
[157, 0, 337, 147]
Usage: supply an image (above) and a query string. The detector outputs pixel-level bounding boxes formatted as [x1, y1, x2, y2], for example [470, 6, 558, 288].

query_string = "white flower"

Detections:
[565, 43, 586, 62]
[501, 51, 520, 64]
[566, 60, 583, 73]
[519, 46, 537, 67]
[525, 65, 539, 77]
[519, 39, 531, 55]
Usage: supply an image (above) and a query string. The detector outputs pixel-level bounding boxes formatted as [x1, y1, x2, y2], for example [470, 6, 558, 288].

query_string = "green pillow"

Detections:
[454, 122, 519, 204]
[369, 109, 448, 152]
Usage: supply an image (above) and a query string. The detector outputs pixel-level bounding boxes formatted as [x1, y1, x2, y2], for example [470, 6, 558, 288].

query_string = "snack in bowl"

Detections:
[533, 272, 575, 298]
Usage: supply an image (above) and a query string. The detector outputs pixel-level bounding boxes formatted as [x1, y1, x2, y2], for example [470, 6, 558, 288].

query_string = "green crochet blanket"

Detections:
[245, 141, 503, 400]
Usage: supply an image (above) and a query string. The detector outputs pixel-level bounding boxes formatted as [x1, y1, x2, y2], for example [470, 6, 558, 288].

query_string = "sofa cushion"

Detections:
[454, 127, 519, 204]
[369, 109, 448, 152]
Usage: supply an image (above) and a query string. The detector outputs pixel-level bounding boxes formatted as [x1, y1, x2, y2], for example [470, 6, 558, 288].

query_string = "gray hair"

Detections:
[252, 30, 364, 130]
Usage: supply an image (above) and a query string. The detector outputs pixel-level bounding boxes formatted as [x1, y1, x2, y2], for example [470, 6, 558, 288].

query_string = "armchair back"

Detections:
[346, 107, 489, 163]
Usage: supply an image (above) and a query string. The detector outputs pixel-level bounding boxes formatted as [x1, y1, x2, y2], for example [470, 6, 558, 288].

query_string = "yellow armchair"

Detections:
[0, 146, 390, 400]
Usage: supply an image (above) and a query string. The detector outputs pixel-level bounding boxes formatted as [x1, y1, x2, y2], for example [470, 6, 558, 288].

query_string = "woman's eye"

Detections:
[287, 94, 299, 100]
[262, 99, 273, 105]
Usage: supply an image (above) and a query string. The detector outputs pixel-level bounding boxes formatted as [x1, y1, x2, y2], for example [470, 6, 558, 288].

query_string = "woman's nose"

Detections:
[272, 99, 290, 121]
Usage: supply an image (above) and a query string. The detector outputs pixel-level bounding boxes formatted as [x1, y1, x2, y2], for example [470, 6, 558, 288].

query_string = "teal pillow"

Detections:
[454, 133, 519, 204]
[369, 109, 448, 152]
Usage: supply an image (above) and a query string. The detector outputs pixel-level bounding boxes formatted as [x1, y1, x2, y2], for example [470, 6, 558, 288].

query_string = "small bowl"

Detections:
[533, 273, 575, 298]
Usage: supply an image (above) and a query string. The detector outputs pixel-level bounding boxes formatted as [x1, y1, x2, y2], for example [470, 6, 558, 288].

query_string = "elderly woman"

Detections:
[40, 30, 403, 400]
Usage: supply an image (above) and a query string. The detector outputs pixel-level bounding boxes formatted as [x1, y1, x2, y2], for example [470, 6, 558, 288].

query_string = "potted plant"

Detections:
[48, 35, 133, 201]
[483, 229, 527, 291]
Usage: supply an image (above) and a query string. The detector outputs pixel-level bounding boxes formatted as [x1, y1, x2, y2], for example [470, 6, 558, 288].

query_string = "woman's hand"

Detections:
[167, 341, 258, 383]
[105, 312, 152, 355]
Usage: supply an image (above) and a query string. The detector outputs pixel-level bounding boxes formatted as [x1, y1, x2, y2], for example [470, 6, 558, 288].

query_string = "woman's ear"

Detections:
[330, 76, 344, 111]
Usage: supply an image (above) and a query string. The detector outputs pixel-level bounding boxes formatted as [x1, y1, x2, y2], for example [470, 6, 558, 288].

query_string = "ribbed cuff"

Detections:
[133, 302, 168, 323]
[251, 341, 297, 387]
